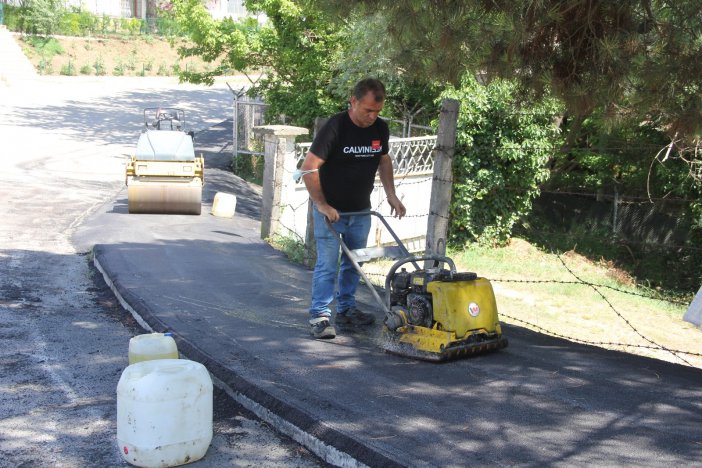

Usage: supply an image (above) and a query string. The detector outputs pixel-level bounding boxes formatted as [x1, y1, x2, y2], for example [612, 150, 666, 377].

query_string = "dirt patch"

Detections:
[18, 35, 215, 77]
[600, 259, 636, 287]
[507, 237, 540, 257]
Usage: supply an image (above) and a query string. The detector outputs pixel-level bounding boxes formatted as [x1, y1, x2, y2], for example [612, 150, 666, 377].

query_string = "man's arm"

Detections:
[378, 154, 406, 218]
[300, 151, 340, 223]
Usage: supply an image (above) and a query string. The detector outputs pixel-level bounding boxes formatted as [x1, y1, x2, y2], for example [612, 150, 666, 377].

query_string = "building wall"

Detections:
[4, 0, 250, 20]
[64, 0, 125, 17]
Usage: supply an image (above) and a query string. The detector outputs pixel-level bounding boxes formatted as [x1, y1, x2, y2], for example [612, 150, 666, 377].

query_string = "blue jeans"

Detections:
[309, 206, 371, 319]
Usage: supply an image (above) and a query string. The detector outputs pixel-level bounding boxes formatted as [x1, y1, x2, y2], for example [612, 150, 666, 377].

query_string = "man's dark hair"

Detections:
[352, 78, 386, 102]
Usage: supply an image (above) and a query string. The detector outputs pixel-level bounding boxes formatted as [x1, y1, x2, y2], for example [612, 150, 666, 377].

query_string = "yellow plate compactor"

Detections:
[126, 108, 204, 215]
[330, 211, 508, 362]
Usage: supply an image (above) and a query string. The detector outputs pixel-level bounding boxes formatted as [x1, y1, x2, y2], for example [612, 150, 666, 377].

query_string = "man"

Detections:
[299, 78, 406, 339]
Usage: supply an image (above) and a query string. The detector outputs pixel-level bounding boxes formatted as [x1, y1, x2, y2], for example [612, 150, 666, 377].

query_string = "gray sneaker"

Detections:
[310, 317, 336, 339]
[336, 307, 376, 326]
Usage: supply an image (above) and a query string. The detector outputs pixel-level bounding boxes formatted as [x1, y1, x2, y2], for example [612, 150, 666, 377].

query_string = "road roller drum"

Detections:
[125, 108, 204, 215]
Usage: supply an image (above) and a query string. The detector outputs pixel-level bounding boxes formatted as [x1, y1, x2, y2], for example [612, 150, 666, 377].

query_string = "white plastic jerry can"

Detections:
[128, 332, 179, 365]
[117, 359, 213, 467]
[211, 192, 237, 218]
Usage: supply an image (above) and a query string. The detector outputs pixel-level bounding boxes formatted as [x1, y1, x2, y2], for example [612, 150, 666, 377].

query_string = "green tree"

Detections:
[19, 0, 64, 35]
[324, 10, 444, 130]
[310, 1, 702, 144]
[443, 75, 562, 246]
[172, 0, 346, 127]
[172, 0, 441, 129]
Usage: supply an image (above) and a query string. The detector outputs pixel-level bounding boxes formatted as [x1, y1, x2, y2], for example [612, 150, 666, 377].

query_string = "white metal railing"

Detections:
[294, 135, 437, 175]
[392, 136, 437, 175]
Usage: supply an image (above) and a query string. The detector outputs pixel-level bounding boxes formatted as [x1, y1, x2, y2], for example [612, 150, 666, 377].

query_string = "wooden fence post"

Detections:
[304, 117, 329, 268]
[425, 99, 459, 264]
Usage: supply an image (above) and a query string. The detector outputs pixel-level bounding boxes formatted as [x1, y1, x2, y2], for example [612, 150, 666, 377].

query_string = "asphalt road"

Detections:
[0, 76, 325, 467]
[76, 103, 702, 464]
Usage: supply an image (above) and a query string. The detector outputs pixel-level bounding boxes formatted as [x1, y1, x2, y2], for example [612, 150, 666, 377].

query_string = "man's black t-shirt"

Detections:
[309, 111, 390, 212]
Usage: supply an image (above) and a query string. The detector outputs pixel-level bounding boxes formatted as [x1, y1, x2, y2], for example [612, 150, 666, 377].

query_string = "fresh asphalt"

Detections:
[73, 120, 702, 467]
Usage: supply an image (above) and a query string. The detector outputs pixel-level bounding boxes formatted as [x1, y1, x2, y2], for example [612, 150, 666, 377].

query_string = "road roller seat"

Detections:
[135, 130, 195, 161]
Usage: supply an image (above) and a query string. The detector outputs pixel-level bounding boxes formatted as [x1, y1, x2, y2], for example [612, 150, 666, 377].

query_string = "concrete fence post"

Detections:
[425, 99, 459, 265]
[253, 125, 309, 240]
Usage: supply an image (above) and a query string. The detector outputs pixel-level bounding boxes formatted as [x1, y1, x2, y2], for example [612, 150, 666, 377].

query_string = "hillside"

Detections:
[17, 34, 215, 77]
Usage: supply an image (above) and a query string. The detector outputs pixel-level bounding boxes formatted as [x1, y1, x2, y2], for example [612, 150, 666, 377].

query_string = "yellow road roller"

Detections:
[330, 211, 508, 362]
[125, 108, 204, 215]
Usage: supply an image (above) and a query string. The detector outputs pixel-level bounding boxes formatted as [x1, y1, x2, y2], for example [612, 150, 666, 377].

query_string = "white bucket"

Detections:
[117, 359, 213, 467]
[211, 192, 237, 218]
[128, 332, 178, 365]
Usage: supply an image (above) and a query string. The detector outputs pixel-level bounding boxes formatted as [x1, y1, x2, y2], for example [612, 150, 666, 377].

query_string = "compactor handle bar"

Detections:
[336, 210, 415, 257]
[324, 210, 455, 313]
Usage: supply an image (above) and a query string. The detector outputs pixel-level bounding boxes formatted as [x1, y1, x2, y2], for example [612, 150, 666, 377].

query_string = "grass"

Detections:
[453, 240, 701, 367]
[268, 234, 308, 265]
[22, 36, 64, 56]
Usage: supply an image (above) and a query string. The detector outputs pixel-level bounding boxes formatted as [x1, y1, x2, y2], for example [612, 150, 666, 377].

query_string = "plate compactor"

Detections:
[329, 211, 508, 362]
[125, 108, 204, 215]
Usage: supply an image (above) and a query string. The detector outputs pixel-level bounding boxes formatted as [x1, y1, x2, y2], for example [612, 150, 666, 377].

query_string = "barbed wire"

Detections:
[361, 269, 687, 305]
[466, 144, 671, 152]
[263, 163, 692, 289]
[554, 253, 693, 366]
[489, 277, 689, 305]
[498, 312, 702, 359]
[520, 227, 702, 253]
[538, 189, 693, 203]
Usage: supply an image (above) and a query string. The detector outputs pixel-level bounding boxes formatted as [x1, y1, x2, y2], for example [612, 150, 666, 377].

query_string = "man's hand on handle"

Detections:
[318, 203, 340, 223]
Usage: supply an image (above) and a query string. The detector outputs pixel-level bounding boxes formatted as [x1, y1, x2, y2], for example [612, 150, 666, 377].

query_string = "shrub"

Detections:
[157, 63, 169, 75]
[440, 75, 563, 246]
[232, 151, 264, 185]
[37, 57, 53, 75]
[59, 12, 81, 36]
[113, 61, 125, 76]
[93, 57, 106, 75]
[98, 15, 109, 35]
[2, 4, 23, 31]
[77, 9, 97, 35]
[60, 61, 77, 76]
[79, 64, 91, 75]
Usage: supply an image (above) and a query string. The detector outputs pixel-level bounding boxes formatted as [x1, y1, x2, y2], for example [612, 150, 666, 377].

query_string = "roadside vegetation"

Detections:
[18, 35, 213, 77]
[4, 0, 214, 76]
